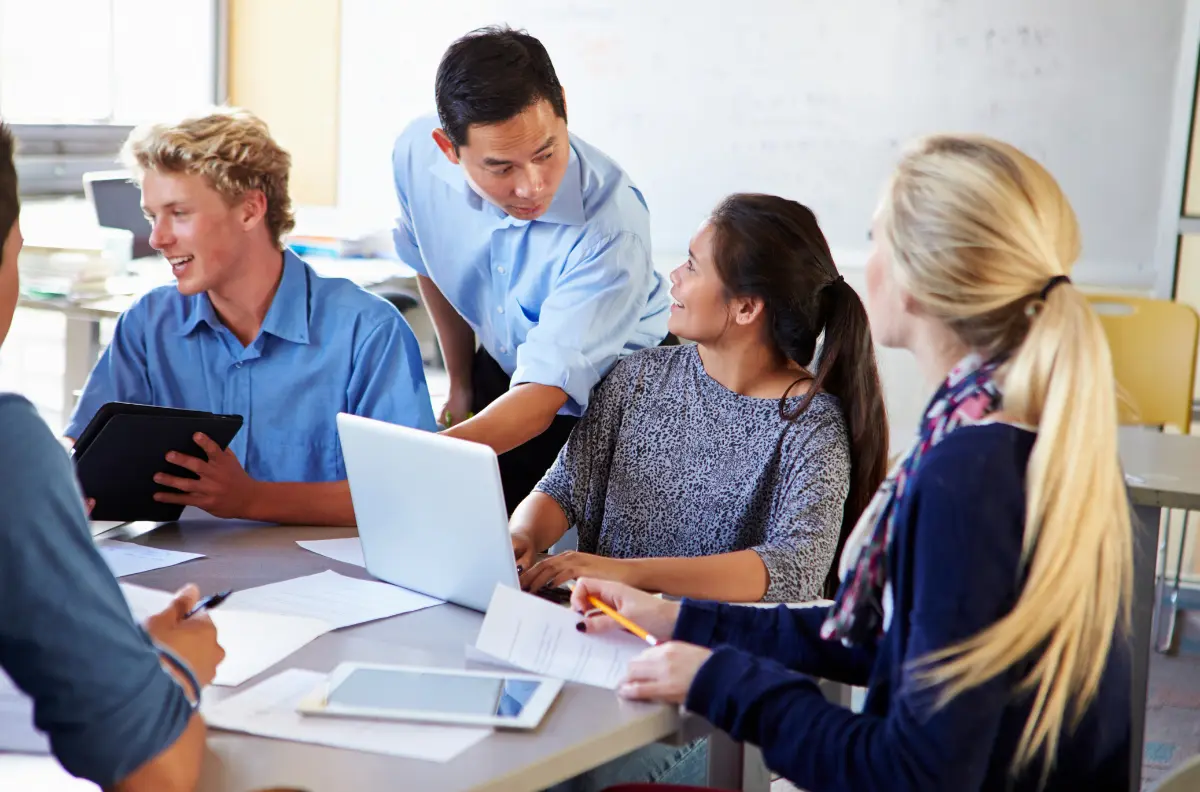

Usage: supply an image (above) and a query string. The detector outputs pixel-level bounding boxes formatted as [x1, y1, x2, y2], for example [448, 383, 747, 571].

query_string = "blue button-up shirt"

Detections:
[65, 250, 436, 482]
[391, 115, 670, 415]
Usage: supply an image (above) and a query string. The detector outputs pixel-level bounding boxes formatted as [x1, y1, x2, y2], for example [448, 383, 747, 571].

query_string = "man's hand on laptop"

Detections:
[151, 432, 261, 520]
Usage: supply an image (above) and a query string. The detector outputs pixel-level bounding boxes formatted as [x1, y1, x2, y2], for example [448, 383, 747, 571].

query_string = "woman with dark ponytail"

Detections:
[512, 193, 889, 603]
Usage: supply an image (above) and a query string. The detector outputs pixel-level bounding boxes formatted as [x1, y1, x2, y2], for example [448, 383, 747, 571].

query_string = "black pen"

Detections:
[185, 590, 232, 619]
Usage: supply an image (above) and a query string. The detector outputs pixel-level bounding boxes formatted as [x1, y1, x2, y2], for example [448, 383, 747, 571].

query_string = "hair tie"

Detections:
[1039, 275, 1071, 300]
[827, 275, 845, 289]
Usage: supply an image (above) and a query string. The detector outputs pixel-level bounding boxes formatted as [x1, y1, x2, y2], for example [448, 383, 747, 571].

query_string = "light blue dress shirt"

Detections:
[391, 115, 670, 415]
[65, 250, 436, 482]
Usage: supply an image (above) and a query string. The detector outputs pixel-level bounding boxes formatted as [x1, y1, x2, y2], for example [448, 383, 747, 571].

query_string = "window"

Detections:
[0, 0, 222, 194]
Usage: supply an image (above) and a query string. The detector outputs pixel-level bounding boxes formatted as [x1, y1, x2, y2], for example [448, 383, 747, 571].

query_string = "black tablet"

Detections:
[72, 402, 244, 522]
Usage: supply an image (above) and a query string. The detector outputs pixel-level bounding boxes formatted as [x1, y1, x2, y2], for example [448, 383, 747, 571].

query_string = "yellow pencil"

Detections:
[586, 595, 659, 646]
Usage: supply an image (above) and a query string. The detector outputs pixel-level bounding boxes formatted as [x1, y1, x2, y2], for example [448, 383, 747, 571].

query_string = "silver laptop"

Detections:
[336, 413, 525, 612]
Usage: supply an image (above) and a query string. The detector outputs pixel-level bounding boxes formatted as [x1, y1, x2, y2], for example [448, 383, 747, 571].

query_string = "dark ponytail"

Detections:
[709, 194, 889, 598]
[811, 278, 890, 597]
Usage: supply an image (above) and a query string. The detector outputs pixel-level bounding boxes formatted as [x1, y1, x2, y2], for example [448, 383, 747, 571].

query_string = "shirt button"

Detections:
[235, 362, 243, 369]
[496, 306, 505, 314]
[499, 345, 508, 354]
[497, 265, 506, 274]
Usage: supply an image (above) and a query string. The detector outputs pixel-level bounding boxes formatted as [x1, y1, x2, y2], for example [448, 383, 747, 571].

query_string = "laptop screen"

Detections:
[85, 173, 154, 259]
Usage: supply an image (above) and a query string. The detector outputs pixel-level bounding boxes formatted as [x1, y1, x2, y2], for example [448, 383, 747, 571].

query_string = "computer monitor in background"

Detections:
[83, 171, 154, 259]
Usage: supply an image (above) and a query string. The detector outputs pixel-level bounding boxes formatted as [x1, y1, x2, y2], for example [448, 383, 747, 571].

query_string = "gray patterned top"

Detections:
[535, 344, 851, 602]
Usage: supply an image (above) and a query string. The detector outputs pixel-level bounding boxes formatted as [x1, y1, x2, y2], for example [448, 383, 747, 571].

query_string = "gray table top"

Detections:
[1119, 426, 1200, 511]
[108, 520, 683, 792]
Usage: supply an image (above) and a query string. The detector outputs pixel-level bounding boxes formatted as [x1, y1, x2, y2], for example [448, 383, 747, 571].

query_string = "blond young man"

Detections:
[67, 109, 435, 525]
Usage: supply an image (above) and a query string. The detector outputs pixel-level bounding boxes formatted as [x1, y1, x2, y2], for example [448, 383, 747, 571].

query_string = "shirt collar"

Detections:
[428, 139, 587, 227]
[176, 249, 311, 345]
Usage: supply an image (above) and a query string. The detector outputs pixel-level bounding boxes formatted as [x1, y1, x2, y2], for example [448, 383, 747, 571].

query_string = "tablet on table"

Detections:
[297, 662, 564, 730]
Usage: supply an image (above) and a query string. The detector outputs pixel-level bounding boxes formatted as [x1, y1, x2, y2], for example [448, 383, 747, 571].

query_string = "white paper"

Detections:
[119, 584, 334, 687]
[97, 541, 204, 578]
[119, 583, 174, 620]
[204, 610, 332, 687]
[296, 538, 365, 568]
[475, 584, 648, 689]
[224, 570, 442, 630]
[202, 669, 490, 761]
[88, 520, 126, 537]
[0, 755, 97, 790]
[0, 671, 49, 754]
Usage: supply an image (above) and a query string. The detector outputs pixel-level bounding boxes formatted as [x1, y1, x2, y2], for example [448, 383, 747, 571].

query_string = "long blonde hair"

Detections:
[861, 135, 1132, 774]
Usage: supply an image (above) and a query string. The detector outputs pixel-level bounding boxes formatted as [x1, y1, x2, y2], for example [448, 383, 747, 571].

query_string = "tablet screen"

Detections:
[326, 668, 544, 718]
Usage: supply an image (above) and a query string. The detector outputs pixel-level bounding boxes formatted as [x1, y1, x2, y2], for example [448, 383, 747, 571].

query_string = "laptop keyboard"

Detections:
[534, 586, 573, 606]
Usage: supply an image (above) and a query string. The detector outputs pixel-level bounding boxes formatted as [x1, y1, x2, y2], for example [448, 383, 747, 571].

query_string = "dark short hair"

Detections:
[435, 26, 567, 149]
[0, 123, 18, 266]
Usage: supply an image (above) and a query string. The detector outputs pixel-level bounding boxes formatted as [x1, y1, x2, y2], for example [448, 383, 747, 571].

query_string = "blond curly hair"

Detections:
[122, 108, 295, 247]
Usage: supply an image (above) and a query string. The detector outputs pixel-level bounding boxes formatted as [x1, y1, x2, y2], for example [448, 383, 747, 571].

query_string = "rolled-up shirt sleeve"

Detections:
[0, 395, 192, 785]
[512, 232, 652, 415]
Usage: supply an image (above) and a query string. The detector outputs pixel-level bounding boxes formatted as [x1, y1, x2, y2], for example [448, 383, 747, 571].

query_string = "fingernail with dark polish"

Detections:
[516, 565, 524, 574]
[575, 621, 587, 633]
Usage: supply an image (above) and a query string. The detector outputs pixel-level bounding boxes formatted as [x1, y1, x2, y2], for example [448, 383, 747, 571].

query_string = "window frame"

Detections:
[7, 0, 228, 196]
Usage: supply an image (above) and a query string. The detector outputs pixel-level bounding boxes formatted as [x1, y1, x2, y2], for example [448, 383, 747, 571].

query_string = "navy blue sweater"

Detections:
[676, 424, 1131, 791]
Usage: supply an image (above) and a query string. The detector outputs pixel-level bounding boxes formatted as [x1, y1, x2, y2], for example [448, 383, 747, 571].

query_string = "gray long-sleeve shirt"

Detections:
[535, 345, 851, 602]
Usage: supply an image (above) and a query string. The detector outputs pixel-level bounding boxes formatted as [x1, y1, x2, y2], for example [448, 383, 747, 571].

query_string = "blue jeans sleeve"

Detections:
[0, 396, 192, 785]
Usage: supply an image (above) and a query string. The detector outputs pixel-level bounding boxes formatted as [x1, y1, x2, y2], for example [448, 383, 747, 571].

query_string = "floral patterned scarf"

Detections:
[820, 352, 1003, 646]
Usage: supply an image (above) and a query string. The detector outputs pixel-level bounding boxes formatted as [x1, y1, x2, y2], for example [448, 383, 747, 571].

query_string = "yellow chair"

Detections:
[1089, 295, 1197, 431]
[1152, 753, 1200, 792]
[1089, 295, 1199, 654]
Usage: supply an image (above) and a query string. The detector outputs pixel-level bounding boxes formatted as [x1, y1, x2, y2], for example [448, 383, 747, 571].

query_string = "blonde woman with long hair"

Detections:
[570, 135, 1132, 792]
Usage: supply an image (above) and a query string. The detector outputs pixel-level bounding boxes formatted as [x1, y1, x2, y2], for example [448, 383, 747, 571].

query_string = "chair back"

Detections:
[1153, 754, 1200, 792]
[1088, 295, 1199, 432]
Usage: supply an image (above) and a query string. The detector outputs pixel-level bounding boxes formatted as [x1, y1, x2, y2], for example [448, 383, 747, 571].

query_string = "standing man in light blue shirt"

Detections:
[393, 26, 671, 513]
[67, 109, 435, 526]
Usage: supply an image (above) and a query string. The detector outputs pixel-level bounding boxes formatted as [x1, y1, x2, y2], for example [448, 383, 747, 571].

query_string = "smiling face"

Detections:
[433, 99, 570, 221]
[667, 222, 742, 343]
[142, 170, 260, 296]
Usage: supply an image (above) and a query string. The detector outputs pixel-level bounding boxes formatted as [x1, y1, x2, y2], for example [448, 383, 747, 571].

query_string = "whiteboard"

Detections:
[339, 0, 1185, 287]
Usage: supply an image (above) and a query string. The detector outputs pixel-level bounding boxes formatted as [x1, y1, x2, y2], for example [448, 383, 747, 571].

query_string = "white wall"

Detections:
[337, 1, 1186, 440]
[339, 0, 1185, 291]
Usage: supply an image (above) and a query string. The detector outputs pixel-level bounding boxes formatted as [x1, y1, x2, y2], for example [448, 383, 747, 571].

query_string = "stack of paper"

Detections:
[474, 584, 649, 690]
[119, 572, 443, 687]
[88, 520, 127, 537]
[296, 538, 365, 568]
[225, 570, 441, 630]
[202, 669, 490, 762]
[18, 243, 121, 298]
[0, 671, 49, 755]
[97, 541, 204, 578]
[120, 584, 332, 687]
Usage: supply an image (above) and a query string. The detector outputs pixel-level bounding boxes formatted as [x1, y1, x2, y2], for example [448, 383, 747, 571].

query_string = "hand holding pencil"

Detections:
[569, 578, 682, 646]
[570, 577, 712, 705]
